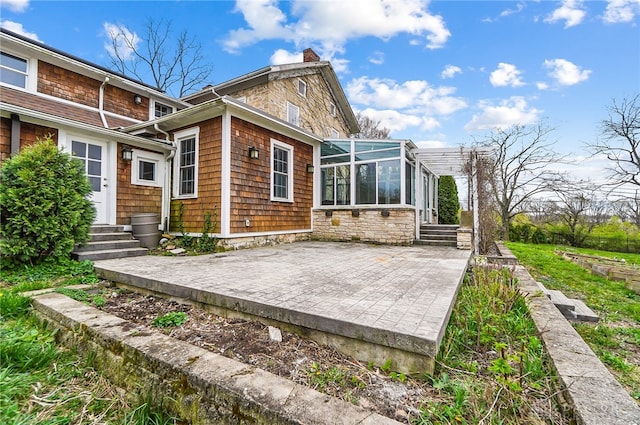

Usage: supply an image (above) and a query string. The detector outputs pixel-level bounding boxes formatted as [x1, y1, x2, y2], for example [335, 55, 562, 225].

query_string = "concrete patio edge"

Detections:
[31, 292, 403, 425]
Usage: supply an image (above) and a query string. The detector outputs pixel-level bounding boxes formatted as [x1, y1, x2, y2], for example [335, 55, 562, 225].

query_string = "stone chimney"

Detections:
[303, 48, 320, 63]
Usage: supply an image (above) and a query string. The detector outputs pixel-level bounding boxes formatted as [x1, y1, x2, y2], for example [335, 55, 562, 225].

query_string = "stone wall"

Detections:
[312, 208, 416, 245]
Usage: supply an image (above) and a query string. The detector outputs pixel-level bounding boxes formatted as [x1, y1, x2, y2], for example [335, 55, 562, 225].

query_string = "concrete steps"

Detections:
[538, 283, 599, 323]
[72, 225, 148, 261]
[416, 224, 458, 247]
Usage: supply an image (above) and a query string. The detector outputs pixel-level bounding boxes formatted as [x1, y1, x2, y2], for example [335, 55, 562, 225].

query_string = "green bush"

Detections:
[438, 176, 460, 225]
[0, 137, 95, 266]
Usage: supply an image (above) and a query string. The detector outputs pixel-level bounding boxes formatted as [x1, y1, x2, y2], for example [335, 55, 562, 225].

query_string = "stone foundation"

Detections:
[456, 228, 472, 250]
[312, 208, 416, 245]
[218, 231, 311, 250]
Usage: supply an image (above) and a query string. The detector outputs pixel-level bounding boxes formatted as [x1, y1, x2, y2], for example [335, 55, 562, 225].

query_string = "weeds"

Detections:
[56, 287, 107, 308]
[152, 311, 188, 328]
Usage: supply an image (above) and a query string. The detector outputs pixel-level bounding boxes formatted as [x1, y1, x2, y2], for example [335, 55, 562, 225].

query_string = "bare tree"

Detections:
[106, 18, 213, 97]
[612, 191, 640, 227]
[478, 122, 565, 240]
[352, 112, 391, 139]
[549, 179, 602, 247]
[589, 94, 640, 187]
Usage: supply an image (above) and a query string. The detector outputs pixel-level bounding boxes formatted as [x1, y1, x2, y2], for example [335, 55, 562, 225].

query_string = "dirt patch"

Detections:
[97, 287, 438, 423]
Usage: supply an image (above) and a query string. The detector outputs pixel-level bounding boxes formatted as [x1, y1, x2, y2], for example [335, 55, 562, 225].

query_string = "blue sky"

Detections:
[2, 0, 639, 185]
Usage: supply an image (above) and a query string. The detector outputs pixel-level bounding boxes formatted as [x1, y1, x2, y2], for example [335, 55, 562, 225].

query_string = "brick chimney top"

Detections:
[303, 48, 320, 63]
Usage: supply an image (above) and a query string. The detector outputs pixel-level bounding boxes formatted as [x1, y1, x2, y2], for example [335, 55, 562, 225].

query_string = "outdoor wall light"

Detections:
[248, 146, 259, 159]
[121, 146, 133, 161]
[306, 163, 315, 173]
[133, 94, 143, 105]
[381, 209, 390, 217]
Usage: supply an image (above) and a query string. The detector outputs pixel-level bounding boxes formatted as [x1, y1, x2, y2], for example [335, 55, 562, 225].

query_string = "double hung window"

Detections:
[173, 128, 199, 198]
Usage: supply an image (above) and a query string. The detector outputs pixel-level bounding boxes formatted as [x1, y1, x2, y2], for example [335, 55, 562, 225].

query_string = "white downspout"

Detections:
[98, 77, 109, 128]
[155, 123, 174, 232]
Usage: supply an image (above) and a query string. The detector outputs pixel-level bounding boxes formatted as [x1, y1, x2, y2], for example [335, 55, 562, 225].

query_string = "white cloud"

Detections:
[270, 49, 302, 65]
[415, 139, 448, 149]
[1, 0, 28, 13]
[544, 0, 587, 28]
[536, 81, 550, 90]
[358, 108, 438, 133]
[346, 76, 466, 114]
[483, 2, 526, 22]
[103, 22, 139, 61]
[464, 96, 542, 131]
[489, 63, 525, 87]
[0, 20, 40, 41]
[544, 58, 591, 85]
[369, 51, 385, 65]
[223, 0, 451, 66]
[603, 0, 640, 23]
[441, 65, 462, 79]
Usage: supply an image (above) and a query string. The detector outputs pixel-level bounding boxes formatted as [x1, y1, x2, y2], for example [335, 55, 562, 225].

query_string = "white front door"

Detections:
[71, 139, 109, 223]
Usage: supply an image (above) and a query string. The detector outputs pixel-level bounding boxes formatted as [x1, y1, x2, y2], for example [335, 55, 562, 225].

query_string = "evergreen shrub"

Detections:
[0, 137, 95, 266]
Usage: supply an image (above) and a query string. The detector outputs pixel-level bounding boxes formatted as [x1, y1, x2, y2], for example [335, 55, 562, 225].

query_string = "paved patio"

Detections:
[93, 242, 471, 373]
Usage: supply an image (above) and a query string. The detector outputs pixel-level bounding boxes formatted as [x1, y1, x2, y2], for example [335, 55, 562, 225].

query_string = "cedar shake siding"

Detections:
[37, 61, 150, 123]
[169, 117, 223, 233]
[229, 117, 313, 234]
[0, 117, 58, 163]
[116, 144, 163, 226]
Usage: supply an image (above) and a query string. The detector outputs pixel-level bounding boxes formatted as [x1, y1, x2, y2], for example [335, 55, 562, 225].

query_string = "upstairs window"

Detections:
[287, 102, 300, 126]
[0, 52, 28, 89]
[329, 103, 336, 117]
[154, 101, 174, 118]
[297, 79, 307, 97]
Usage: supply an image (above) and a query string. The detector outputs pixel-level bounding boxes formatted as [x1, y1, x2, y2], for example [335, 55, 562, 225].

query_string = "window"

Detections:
[287, 102, 300, 126]
[405, 162, 416, 205]
[132, 150, 164, 187]
[378, 160, 401, 204]
[236, 96, 247, 103]
[329, 128, 340, 139]
[271, 139, 294, 202]
[0, 52, 28, 89]
[154, 101, 174, 118]
[322, 165, 350, 205]
[173, 128, 199, 198]
[329, 103, 336, 117]
[297, 79, 307, 97]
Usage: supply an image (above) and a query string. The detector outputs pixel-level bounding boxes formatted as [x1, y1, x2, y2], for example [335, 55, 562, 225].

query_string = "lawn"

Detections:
[0, 259, 179, 425]
[506, 242, 640, 403]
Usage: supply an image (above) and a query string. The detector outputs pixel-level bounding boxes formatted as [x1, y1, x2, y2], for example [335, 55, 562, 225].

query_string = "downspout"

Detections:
[155, 123, 174, 233]
[98, 77, 109, 128]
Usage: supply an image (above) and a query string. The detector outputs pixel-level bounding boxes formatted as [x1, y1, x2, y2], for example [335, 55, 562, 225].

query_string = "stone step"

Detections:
[90, 225, 125, 233]
[414, 239, 457, 247]
[572, 299, 599, 323]
[419, 233, 457, 241]
[545, 289, 576, 314]
[420, 225, 459, 231]
[74, 239, 141, 252]
[89, 232, 134, 242]
[72, 247, 148, 262]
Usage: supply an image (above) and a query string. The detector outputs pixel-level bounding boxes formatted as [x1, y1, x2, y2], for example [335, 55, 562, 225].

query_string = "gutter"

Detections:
[99, 77, 109, 128]
[154, 123, 174, 233]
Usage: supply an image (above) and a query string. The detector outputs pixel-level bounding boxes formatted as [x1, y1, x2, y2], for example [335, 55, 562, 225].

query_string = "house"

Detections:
[1, 27, 454, 251]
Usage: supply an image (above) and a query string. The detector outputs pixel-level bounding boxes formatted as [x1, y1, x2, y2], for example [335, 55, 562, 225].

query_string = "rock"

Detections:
[166, 244, 176, 250]
[268, 326, 282, 342]
[170, 248, 186, 255]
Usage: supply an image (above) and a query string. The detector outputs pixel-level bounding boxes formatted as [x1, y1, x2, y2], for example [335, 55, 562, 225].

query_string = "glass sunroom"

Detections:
[314, 139, 439, 243]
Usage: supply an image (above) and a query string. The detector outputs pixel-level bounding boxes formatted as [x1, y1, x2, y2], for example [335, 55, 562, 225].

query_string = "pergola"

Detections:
[415, 147, 494, 254]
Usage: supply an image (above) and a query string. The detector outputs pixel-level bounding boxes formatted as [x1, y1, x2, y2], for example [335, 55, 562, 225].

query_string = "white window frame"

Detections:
[173, 127, 200, 199]
[0, 50, 36, 92]
[236, 96, 247, 103]
[270, 139, 294, 203]
[152, 100, 175, 119]
[131, 150, 164, 187]
[286, 101, 300, 126]
[330, 128, 340, 138]
[329, 103, 336, 117]
[297, 78, 307, 97]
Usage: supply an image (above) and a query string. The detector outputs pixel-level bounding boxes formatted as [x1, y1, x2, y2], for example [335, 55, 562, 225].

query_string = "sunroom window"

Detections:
[320, 139, 415, 207]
